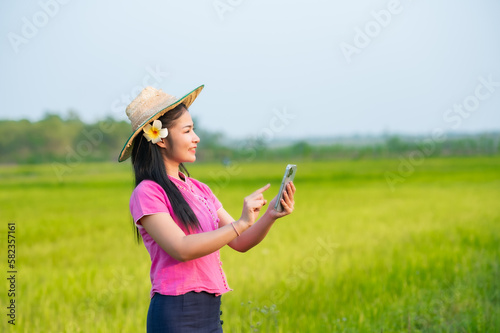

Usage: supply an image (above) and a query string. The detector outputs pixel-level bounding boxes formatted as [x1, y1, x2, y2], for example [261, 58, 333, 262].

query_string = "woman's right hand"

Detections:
[239, 184, 270, 227]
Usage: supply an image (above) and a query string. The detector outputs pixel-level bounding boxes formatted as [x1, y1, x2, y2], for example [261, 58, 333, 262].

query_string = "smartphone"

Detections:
[274, 164, 297, 212]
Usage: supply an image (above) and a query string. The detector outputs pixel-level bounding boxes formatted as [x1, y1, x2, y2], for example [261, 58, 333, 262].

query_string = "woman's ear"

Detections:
[156, 138, 168, 149]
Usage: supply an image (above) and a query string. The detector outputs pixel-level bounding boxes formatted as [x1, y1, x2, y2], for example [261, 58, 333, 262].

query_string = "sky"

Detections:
[1, 0, 499, 141]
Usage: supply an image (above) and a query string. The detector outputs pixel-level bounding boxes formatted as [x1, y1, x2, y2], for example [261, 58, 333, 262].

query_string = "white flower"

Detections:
[143, 119, 168, 143]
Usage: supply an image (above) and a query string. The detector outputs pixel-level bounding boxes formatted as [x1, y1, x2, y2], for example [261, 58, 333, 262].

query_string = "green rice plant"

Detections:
[1, 157, 499, 332]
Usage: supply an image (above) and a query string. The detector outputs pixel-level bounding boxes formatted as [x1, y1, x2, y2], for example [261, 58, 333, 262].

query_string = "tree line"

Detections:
[0, 113, 498, 165]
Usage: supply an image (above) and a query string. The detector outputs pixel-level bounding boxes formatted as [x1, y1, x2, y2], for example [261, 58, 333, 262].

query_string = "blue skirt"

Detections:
[147, 291, 223, 333]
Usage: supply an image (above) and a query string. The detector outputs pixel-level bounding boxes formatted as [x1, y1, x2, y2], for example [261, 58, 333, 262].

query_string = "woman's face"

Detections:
[160, 110, 200, 164]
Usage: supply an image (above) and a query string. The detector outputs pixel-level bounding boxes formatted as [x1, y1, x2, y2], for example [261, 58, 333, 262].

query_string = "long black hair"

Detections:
[131, 103, 201, 242]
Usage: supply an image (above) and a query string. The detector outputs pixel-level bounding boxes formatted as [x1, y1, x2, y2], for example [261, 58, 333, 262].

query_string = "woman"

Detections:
[118, 85, 296, 332]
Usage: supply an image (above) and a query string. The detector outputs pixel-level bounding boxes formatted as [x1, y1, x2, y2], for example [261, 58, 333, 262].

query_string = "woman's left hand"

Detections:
[266, 182, 296, 219]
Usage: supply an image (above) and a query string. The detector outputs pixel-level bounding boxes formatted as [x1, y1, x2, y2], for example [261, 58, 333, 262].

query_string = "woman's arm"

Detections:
[140, 213, 249, 262]
[219, 208, 275, 252]
[220, 182, 296, 252]
[140, 184, 270, 262]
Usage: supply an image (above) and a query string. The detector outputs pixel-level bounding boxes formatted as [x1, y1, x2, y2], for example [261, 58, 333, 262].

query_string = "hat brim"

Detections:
[118, 85, 204, 162]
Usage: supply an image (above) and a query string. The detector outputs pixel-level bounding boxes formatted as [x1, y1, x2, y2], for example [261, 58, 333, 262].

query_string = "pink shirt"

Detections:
[130, 173, 231, 298]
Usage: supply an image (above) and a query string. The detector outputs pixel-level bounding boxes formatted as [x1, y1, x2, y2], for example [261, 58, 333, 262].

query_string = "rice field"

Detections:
[1, 156, 499, 332]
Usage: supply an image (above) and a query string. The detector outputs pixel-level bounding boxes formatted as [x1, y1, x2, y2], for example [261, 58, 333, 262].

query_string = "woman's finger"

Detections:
[254, 183, 271, 195]
[282, 187, 290, 201]
[287, 182, 295, 197]
[286, 183, 295, 204]
[280, 198, 293, 213]
[283, 186, 294, 204]
[282, 188, 294, 212]
[248, 197, 267, 211]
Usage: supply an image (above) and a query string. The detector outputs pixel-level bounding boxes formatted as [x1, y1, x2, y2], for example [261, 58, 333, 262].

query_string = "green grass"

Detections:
[1, 157, 499, 332]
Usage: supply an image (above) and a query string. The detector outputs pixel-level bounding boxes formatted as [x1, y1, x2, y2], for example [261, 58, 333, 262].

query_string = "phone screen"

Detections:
[274, 164, 297, 212]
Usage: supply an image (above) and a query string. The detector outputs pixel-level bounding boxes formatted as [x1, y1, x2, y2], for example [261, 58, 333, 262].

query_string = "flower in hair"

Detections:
[143, 119, 168, 143]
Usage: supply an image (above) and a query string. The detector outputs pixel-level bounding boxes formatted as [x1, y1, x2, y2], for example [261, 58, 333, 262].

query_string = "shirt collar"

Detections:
[168, 171, 191, 187]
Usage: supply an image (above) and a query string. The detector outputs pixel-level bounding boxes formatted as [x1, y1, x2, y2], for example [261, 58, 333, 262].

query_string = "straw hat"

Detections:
[118, 85, 204, 162]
